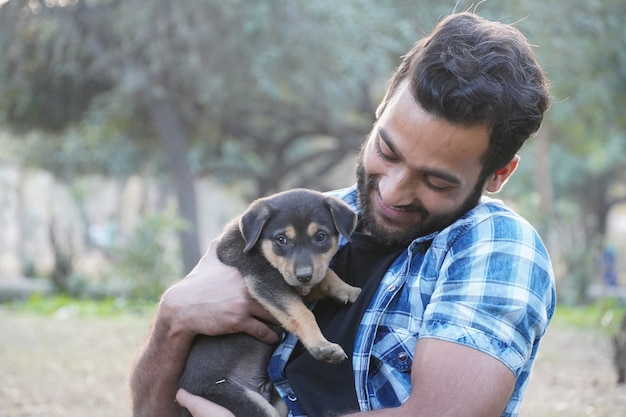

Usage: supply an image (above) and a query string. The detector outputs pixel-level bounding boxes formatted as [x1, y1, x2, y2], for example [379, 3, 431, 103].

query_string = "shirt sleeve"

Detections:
[420, 210, 556, 376]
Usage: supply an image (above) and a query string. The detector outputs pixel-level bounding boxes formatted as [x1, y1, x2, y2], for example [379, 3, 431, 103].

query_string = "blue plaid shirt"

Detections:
[268, 185, 556, 417]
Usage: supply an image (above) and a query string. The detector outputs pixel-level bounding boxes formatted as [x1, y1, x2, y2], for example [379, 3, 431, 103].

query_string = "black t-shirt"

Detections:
[285, 232, 403, 417]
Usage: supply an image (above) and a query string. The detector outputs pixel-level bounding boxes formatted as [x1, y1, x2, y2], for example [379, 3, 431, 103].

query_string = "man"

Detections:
[130, 12, 555, 417]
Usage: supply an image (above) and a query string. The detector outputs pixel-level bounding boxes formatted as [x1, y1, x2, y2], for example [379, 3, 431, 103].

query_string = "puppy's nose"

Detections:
[295, 266, 313, 283]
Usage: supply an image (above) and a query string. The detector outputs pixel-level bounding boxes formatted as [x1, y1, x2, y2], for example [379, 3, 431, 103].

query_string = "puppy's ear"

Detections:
[239, 202, 272, 253]
[325, 197, 357, 242]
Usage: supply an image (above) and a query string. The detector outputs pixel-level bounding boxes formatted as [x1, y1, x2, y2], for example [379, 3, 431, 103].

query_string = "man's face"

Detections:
[357, 82, 491, 247]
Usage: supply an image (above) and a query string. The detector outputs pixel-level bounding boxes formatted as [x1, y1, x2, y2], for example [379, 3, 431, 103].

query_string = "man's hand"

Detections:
[160, 241, 279, 343]
[176, 389, 235, 417]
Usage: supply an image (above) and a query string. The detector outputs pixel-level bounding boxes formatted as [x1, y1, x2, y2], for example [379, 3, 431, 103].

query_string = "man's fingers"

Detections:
[188, 240, 222, 275]
[190, 239, 281, 344]
[241, 318, 282, 345]
[176, 389, 235, 417]
[249, 300, 279, 324]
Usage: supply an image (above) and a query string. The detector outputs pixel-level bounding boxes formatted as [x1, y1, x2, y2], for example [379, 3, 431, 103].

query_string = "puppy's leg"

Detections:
[245, 277, 347, 364]
[278, 300, 348, 364]
[310, 269, 361, 304]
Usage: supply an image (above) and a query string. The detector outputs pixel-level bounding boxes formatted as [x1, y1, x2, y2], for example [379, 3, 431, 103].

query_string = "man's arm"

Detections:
[343, 337, 516, 416]
[129, 242, 280, 417]
[178, 337, 515, 417]
[130, 304, 195, 417]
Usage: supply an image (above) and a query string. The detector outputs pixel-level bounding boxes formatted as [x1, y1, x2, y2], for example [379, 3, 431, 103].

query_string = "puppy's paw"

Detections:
[332, 286, 362, 305]
[309, 342, 348, 364]
[345, 286, 362, 303]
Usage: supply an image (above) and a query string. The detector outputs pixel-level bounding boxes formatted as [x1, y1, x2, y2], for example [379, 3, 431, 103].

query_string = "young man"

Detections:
[130, 12, 555, 417]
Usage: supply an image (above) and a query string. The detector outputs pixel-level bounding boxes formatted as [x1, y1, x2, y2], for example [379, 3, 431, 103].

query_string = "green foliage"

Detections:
[107, 212, 185, 301]
[1, 0, 625, 295]
[0, 0, 430, 192]
[493, 0, 626, 298]
[7, 292, 155, 317]
[553, 298, 626, 336]
[0, 1, 110, 132]
[9, 124, 146, 180]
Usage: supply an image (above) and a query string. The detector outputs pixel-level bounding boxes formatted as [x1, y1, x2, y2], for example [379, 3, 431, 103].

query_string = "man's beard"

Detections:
[355, 150, 485, 248]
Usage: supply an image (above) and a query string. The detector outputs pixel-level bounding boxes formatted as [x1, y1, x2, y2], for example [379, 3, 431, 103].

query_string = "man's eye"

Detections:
[425, 176, 453, 191]
[375, 137, 397, 162]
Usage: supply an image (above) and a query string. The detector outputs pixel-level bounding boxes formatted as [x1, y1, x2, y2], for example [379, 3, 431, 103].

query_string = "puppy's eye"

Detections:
[275, 236, 288, 246]
[314, 232, 327, 242]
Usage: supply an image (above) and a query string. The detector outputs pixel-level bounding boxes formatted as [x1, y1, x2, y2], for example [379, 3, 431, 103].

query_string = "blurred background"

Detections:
[0, 0, 624, 416]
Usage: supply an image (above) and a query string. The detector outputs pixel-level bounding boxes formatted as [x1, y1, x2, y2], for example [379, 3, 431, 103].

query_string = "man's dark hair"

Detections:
[380, 12, 551, 177]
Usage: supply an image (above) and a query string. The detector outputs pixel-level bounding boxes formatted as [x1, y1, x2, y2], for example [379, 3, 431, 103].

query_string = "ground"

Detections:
[1, 308, 625, 417]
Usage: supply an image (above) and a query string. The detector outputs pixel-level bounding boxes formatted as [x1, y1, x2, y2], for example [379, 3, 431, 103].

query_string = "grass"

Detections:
[5, 293, 626, 336]
[552, 298, 626, 335]
[4, 292, 156, 317]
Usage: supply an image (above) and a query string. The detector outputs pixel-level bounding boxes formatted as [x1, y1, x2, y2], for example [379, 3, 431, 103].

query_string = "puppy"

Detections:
[179, 189, 361, 417]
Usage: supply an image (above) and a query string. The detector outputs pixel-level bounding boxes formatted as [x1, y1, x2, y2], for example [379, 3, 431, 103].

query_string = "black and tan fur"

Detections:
[179, 189, 360, 417]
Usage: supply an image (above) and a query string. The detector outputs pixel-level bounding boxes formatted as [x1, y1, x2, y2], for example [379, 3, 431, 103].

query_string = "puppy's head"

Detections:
[239, 189, 356, 292]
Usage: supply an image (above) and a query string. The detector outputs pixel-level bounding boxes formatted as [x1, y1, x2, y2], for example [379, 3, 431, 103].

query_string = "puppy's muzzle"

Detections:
[295, 265, 314, 283]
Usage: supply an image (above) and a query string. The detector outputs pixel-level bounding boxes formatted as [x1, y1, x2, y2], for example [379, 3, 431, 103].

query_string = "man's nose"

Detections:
[378, 168, 417, 208]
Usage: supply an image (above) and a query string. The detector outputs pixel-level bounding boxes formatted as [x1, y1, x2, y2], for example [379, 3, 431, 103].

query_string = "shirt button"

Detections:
[397, 352, 409, 362]
[287, 392, 298, 402]
[386, 285, 396, 292]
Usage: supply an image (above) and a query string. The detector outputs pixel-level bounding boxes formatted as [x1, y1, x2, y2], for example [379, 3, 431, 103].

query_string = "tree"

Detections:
[0, 0, 426, 272]
[6, 0, 622, 297]
[494, 0, 626, 300]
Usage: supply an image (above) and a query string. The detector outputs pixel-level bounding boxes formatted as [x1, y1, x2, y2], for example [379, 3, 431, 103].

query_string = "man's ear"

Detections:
[485, 155, 520, 193]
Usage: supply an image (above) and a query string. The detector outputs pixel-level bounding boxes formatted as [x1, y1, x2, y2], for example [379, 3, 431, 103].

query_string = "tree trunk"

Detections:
[145, 95, 200, 273]
[534, 128, 554, 217]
